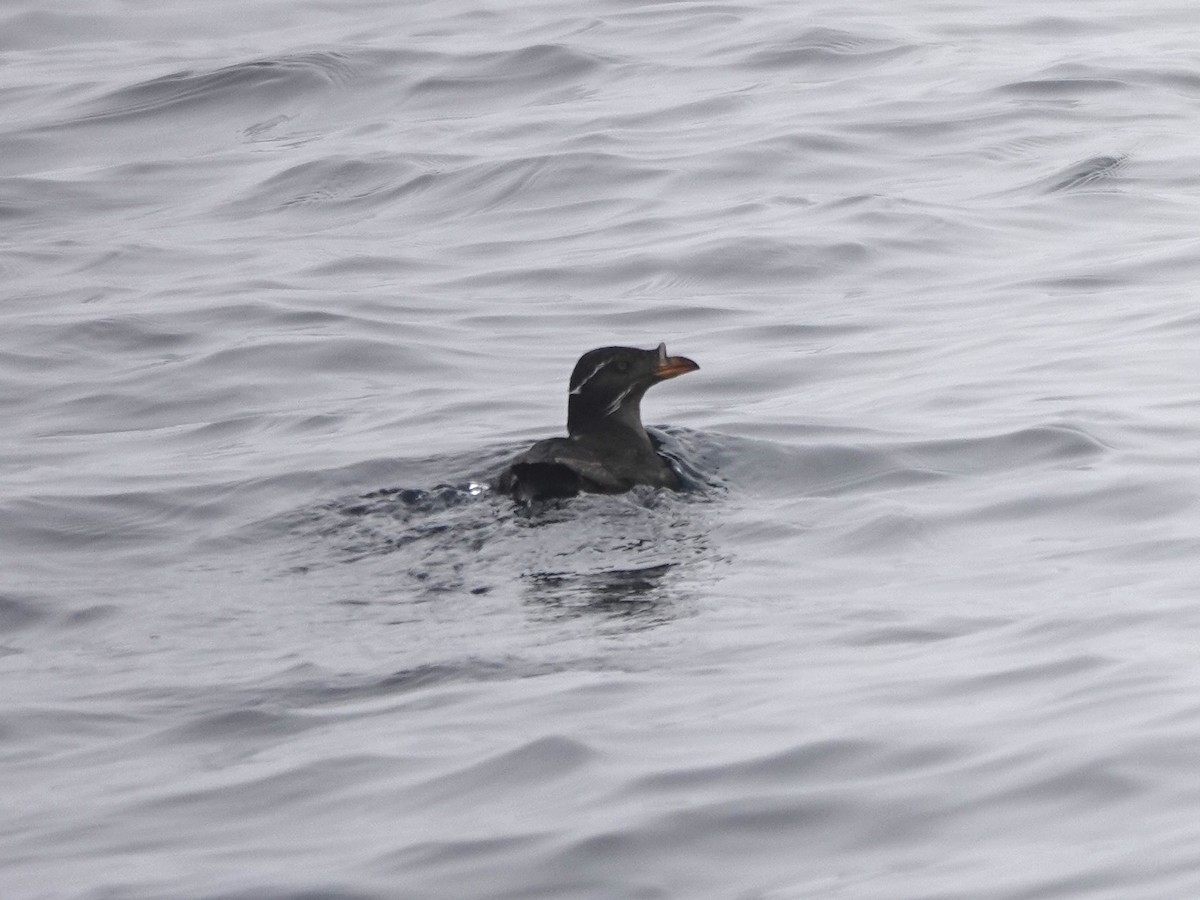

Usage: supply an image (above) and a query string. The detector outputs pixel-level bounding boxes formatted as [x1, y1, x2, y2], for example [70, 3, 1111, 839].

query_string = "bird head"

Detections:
[566, 343, 698, 437]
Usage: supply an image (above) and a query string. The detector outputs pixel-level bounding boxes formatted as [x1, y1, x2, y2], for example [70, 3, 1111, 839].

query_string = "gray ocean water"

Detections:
[3, 1, 1200, 897]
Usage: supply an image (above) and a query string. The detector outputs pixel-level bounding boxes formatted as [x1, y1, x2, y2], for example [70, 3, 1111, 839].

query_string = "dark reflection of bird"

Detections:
[496, 343, 699, 503]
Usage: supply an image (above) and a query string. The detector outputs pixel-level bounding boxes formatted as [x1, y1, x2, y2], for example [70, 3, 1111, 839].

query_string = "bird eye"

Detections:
[615, 360, 630, 373]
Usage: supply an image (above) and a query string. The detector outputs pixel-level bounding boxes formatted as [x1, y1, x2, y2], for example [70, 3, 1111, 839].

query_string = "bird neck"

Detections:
[568, 395, 650, 445]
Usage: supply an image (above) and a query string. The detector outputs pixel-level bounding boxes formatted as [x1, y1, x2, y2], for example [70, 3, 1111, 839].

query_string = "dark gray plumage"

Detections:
[496, 343, 699, 503]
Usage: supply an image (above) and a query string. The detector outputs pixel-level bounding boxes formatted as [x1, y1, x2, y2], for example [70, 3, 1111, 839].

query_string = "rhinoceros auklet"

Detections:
[496, 343, 699, 503]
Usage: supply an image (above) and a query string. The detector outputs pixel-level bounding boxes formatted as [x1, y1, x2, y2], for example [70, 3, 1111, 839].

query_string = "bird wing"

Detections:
[517, 438, 627, 489]
[497, 438, 626, 501]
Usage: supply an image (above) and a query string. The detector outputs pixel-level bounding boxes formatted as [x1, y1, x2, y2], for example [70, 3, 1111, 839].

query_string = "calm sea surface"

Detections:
[3, 1, 1200, 897]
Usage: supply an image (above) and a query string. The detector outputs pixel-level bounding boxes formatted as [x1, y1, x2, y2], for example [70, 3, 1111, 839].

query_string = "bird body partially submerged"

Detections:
[496, 343, 699, 503]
